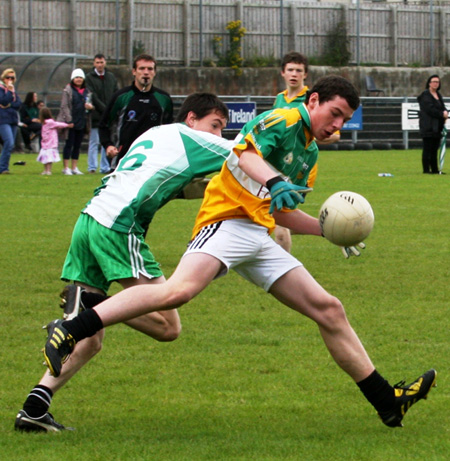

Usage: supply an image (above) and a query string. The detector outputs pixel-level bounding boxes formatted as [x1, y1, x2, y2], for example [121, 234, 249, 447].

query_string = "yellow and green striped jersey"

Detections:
[192, 106, 318, 236]
[273, 85, 321, 189]
[273, 86, 309, 109]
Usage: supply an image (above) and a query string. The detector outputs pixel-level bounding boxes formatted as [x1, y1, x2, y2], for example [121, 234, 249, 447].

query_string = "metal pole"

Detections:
[403, 97, 409, 149]
[28, 0, 33, 52]
[280, 0, 284, 58]
[116, 0, 120, 64]
[199, 0, 203, 66]
[430, 0, 434, 66]
[128, 0, 135, 66]
[356, 0, 360, 66]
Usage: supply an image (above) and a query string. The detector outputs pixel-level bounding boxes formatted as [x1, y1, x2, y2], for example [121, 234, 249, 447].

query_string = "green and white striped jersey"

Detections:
[83, 123, 234, 235]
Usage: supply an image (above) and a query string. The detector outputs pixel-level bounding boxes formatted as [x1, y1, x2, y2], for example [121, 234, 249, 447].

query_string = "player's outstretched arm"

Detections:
[276, 209, 368, 258]
[274, 209, 322, 236]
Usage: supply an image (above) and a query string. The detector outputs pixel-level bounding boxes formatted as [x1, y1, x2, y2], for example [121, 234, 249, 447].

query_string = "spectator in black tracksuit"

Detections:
[417, 74, 448, 174]
[99, 54, 173, 168]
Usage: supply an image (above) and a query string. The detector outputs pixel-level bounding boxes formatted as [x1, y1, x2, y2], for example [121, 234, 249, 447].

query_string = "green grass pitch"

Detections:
[1, 149, 448, 460]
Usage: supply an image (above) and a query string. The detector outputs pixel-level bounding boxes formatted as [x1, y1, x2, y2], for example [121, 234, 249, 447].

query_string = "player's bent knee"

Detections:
[157, 323, 182, 342]
[316, 296, 348, 330]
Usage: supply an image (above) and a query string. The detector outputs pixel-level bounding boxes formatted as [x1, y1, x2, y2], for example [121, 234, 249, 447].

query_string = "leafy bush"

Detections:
[321, 7, 351, 67]
[213, 20, 246, 75]
[244, 49, 278, 68]
[132, 39, 146, 58]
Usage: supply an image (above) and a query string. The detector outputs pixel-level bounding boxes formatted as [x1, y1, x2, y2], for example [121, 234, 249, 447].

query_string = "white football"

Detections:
[319, 191, 374, 247]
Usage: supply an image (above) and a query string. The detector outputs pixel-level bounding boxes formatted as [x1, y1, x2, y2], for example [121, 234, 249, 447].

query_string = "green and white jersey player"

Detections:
[15, 93, 232, 433]
[82, 122, 232, 236]
[62, 92, 233, 321]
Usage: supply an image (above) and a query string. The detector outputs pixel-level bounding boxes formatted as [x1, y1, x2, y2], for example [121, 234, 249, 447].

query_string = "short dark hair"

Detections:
[175, 93, 229, 123]
[306, 75, 360, 111]
[94, 53, 106, 60]
[133, 54, 156, 70]
[281, 51, 308, 73]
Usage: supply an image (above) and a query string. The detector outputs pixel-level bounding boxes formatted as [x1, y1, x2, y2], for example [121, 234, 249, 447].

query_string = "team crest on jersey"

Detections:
[296, 162, 309, 180]
[283, 152, 294, 165]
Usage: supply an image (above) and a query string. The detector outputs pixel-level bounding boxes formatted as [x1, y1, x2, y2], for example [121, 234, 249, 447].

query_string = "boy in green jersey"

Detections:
[273, 52, 340, 252]
[274, 51, 309, 108]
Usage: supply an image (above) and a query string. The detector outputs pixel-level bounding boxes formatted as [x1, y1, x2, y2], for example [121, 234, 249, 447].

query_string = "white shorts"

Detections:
[185, 219, 302, 291]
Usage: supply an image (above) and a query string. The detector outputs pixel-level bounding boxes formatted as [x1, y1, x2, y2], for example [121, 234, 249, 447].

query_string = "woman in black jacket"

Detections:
[417, 75, 448, 174]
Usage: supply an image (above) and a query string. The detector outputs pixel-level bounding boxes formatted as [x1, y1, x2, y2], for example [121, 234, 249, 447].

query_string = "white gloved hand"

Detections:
[341, 242, 366, 259]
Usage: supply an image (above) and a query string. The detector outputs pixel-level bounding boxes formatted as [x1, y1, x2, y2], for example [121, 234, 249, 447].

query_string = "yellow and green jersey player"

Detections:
[273, 51, 340, 251]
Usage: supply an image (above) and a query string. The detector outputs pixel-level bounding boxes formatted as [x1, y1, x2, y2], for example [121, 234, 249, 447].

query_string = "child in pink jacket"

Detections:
[37, 107, 73, 175]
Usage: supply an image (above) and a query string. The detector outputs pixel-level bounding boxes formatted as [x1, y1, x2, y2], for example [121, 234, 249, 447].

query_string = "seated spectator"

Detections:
[20, 92, 41, 151]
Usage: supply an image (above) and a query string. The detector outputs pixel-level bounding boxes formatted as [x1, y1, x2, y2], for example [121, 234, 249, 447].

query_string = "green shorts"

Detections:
[61, 213, 163, 293]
